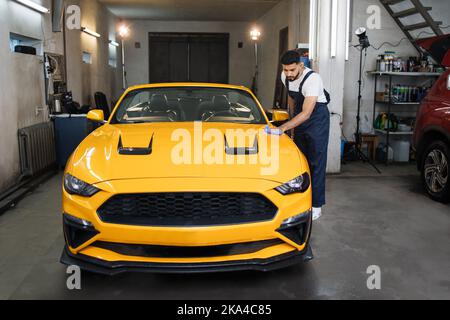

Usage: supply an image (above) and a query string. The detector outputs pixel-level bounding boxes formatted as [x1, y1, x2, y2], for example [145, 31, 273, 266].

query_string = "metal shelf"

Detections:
[369, 70, 440, 165]
[368, 71, 442, 77]
[375, 101, 421, 105]
[375, 129, 413, 135]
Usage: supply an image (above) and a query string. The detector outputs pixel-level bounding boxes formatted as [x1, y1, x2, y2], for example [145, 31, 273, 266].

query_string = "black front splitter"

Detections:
[60, 244, 313, 276]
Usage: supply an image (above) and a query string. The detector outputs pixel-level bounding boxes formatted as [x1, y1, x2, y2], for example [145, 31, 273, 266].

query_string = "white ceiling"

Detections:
[98, 0, 283, 21]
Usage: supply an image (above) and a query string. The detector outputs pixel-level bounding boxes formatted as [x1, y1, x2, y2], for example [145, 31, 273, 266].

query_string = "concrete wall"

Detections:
[65, 0, 123, 107]
[0, 0, 122, 193]
[312, 0, 349, 174]
[123, 20, 255, 89]
[255, 0, 310, 109]
[0, 0, 62, 192]
[123, 0, 311, 111]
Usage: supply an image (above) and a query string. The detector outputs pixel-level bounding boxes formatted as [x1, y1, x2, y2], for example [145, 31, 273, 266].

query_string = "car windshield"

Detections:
[112, 87, 267, 124]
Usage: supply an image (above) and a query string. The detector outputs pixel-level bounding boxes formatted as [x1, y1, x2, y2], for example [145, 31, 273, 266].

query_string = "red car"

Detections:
[414, 35, 450, 203]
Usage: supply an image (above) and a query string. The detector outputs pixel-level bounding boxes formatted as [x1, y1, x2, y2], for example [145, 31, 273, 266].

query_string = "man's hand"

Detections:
[278, 124, 289, 134]
[279, 96, 318, 134]
[264, 126, 285, 136]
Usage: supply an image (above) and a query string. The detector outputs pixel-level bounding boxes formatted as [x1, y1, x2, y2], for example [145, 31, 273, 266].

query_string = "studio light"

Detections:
[81, 27, 101, 38]
[15, 0, 50, 14]
[346, 26, 380, 173]
[355, 27, 370, 49]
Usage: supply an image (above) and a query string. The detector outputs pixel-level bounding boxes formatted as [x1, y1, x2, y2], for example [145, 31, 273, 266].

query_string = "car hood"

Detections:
[67, 122, 308, 185]
[416, 34, 450, 67]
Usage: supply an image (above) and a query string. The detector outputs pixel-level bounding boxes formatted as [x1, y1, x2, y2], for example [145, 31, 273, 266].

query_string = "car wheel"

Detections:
[421, 140, 450, 203]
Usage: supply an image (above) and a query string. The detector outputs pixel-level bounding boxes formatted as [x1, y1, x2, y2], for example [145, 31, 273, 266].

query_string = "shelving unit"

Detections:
[368, 71, 442, 165]
[374, 129, 414, 136]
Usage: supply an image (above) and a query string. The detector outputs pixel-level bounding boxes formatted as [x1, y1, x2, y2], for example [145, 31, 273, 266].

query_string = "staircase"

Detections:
[380, 0, 444, 52]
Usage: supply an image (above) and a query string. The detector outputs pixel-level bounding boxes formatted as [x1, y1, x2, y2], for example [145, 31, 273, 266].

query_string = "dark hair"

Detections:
[281, 50, 300, 65]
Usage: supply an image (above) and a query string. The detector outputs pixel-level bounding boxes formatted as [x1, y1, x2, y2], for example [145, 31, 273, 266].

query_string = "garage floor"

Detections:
[0, 164, 449, 300]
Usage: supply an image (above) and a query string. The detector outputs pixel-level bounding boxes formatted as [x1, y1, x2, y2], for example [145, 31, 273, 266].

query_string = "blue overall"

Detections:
[286, 71, 330, 208]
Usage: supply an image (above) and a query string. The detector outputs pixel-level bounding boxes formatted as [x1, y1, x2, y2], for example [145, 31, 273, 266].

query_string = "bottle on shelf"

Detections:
[392, 85, 398, 103]
[379, 55, 386, 72]
[376, 55, 382, 72]
[384, 84, 390, 102]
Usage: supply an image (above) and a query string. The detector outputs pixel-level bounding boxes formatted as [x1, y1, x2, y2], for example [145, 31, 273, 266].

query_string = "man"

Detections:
[267, 50, 330, 221]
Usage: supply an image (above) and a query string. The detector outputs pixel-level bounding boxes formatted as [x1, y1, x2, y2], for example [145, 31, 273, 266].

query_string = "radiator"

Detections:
[18, 122, 56, 177]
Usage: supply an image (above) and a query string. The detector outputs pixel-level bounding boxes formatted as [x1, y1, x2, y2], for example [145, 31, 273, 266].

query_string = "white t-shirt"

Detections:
[281, 67, 328, 103]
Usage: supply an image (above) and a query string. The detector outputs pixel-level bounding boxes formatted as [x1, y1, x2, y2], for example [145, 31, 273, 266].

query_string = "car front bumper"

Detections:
[61, 177, 313, 274]
[60, 243, 313, 275]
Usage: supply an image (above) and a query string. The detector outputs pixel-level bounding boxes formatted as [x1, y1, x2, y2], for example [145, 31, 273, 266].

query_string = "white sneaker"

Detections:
[312, 207, 322, 221]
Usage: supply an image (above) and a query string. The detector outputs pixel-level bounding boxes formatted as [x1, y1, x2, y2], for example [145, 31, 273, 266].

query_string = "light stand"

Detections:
[121, 38, 126, 90]
[250, 29, 261, 97]
[253, 42, 259, 96]
[346, 28, 381, 174]
[118, 24, 130, 91]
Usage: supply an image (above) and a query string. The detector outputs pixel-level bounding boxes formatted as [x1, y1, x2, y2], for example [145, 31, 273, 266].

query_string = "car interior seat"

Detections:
[94, 92, 111, 119]
[197, 95, 238, 120]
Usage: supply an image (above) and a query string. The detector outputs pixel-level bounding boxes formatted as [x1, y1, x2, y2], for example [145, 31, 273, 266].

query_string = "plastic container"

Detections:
[392, 140, 411, 162]
[376, 143, 394, 163]
[397, 124, 412, 132]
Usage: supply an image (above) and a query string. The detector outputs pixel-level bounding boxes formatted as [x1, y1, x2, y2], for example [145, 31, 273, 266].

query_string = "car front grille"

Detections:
[97, 192, 278, 227]
[92, 239, 284, 258]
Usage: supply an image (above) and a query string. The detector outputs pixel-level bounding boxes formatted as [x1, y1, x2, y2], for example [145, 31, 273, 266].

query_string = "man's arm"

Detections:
[279, 96, 318, 132]
[287, 95, 295, 118]
[286, 95, 296, 137]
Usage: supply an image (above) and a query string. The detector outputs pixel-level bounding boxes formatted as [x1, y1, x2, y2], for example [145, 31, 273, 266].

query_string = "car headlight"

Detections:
[64, 173, 100, 197]
[275, 173, 310, 195]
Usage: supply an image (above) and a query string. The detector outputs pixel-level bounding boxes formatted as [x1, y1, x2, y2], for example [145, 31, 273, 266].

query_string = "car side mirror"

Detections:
[447, 74, 450, 90]
[87, 110, 106, 123]
[272, 110, 290, 123]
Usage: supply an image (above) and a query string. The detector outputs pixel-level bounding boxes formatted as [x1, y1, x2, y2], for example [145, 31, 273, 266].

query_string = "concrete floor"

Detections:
[0, 163, 449, 300]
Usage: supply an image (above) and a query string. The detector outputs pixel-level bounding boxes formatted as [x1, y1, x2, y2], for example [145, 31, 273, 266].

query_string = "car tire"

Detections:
[421, 140, 450, 203]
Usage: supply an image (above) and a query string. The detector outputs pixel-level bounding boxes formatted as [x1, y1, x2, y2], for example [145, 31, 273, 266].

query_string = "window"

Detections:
[109, 41, 118, 68]
[9, 33, 43, 55]
[109, 58, 117, 68]
[82, 52, 92, 64]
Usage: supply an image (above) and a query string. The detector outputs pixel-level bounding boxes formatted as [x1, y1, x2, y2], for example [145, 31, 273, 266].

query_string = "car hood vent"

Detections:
[224, 135, 259, 155]
[118, 134, 154, 155]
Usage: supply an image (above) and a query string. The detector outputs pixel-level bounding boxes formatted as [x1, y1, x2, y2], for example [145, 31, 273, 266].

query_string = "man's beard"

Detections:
[287, 71, 300, 82]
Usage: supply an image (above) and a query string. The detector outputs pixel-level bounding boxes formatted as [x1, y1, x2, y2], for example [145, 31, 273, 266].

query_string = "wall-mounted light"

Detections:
[330, 0, 338, 58]
[118, 24, 130, 38]
[345, 0, 351, 61]
[109, 40, 119, 47]
[250, 29, 261, 41]
[15, 0, 50, 14]
[81, 27, 101, 38]
[308, 0, 317, 61]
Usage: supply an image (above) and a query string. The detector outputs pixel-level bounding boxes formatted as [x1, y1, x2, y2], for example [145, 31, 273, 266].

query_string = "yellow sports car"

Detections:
[60, 83, 313, 274]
